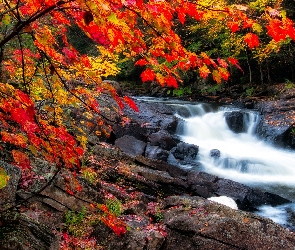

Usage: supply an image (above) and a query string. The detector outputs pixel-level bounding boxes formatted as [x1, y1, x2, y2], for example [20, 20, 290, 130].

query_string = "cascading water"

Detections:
[135, 97, 295, 229]
[175, 103, 295, 188]
[173, 102, 295, 230]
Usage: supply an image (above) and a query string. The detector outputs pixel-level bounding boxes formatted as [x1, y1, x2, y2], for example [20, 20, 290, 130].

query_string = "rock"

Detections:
[170, 142, 199, 164]
[122, 100, 178, 134]
[216, 178, 290, 211]
[148, 130, 177, 150]
[210, 149, 220, 159]
[115, 135, 147, 157]
[134, 155, 189, 179]
[0, 212, 59, 250]
[161, 196, 295, 250]
[255, 99, 295, 148]
[102, 80, 122, 95]
[224, 111, 245, 133]
[112, 121, 148, 142]
[145, 144, 169, 161]
[187, 171, 218, 198]
[0, 160, 21, 211]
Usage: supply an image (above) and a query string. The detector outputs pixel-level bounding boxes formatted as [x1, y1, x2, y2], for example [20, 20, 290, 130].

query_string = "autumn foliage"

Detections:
[0, 0, 294, 185]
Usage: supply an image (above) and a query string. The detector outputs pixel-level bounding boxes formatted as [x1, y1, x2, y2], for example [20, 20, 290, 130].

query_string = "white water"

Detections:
[135, 97, 295, 229]
[173, 102, 295, 230]
[175, 103, 295, 190]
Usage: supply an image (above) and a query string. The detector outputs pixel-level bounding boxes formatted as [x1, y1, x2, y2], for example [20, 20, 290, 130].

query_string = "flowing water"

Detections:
[136, 97, 295, 230]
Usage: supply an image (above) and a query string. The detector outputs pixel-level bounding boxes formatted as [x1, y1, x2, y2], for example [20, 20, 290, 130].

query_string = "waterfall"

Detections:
[174, 103, 295, 231]
[135, 97, 295, 229]
[175, 103, 295, 189]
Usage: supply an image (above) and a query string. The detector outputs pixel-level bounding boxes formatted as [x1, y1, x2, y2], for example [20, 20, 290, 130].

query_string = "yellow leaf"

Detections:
[0, 167, 10, 189]
[108, 12, 120, 25]
[252, 23, 262, 33]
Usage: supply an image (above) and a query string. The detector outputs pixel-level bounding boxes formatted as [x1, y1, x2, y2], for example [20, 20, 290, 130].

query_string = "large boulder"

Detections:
[161, 196, 295, 250]
[255, 99, 295, 148]
[91, 195, 295, 250]
[224, 111, 245, 133]
[168, 142, 199, 166]
[122, 99, 179, 134]
[115, 135, 146, 157]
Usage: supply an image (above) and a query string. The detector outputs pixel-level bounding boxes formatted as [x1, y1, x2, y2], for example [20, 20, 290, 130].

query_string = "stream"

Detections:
[137, 97, 295, 230]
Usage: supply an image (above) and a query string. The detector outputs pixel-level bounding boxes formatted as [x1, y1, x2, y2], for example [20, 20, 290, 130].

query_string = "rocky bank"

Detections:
[1, 90, 295, 249]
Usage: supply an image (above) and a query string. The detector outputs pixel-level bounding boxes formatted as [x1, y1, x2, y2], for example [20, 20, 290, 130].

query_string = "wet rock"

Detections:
[224, 111, 245, 133]
[255, 99, 295, 148]
[210, 149, 220, 159]
[148, 130, 178, 150]
[115, 135, 146, 157]
[216, 178, 290, 211]
[122, 100, 178, 134]
[112, 121, 148, 142]
[168, 142, 199, 166]
[145, 144, 169, 161]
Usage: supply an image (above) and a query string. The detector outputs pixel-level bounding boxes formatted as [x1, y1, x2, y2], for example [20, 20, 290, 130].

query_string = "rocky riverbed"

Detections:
[1, 89, 295, 249]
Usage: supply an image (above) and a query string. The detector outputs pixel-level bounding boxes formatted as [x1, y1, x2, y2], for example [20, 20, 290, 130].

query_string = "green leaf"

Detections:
[2, 14, 11, 26]
[108, 12, 120, 24]
[0, 167, 10, 189]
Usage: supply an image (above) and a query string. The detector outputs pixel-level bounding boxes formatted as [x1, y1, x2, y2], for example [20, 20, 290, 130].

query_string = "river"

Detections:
[136, 97, 295, 230]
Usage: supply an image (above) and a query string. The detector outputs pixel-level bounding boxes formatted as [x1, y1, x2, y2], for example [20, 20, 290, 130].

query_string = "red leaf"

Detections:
[164, 75, 178, 88]
[135, 59, 148, 66]
[124, 96, 139, 112]
[62, 47, 79, 63]
[12, 150, 31, 170]
[227, 21, 239, 32]
[177, 9, 186, 25]
[217, 58, 228, 68]
[140, 68, 156, 82]
[244, 33, 259, 48]
[228, 57, 243, 73]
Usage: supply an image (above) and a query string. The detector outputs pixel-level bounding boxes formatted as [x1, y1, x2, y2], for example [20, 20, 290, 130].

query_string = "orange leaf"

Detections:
[12, 150, 31, 170]
[244, 33, 259, 48]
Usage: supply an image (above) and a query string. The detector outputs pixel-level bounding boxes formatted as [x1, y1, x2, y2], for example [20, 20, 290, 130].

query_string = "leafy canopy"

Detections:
[0, 0, 294, 177]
